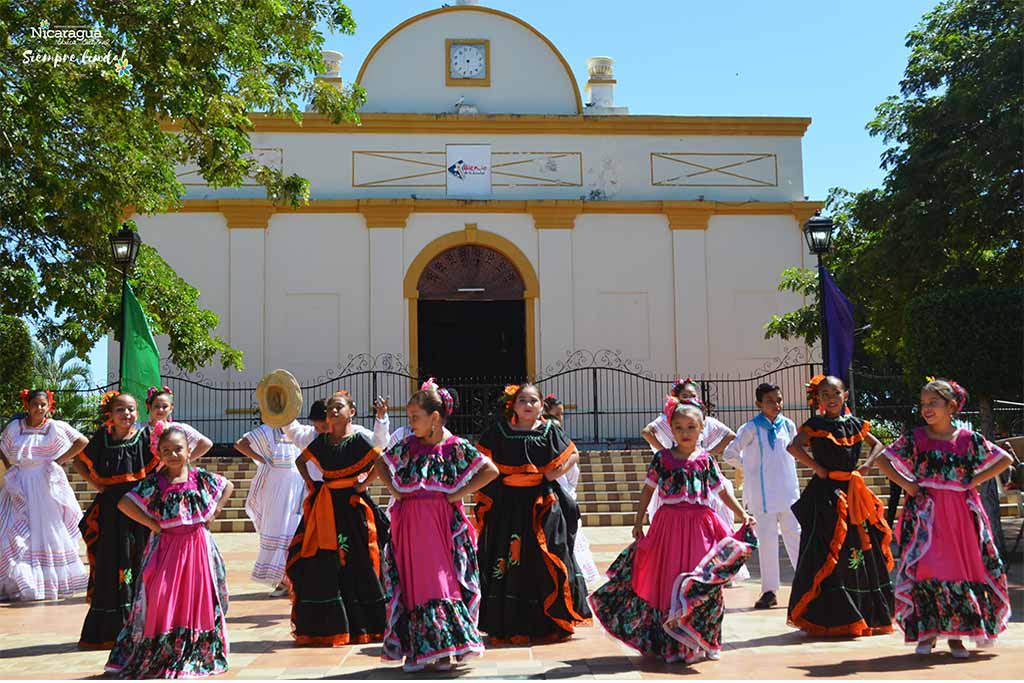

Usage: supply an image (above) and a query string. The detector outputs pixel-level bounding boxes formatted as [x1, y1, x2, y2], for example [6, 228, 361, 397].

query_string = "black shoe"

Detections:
[754, 591, 778, 609]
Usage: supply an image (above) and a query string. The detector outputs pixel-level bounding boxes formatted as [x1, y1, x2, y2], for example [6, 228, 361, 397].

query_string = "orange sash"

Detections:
[504, 473, 545, 487]
[828, 470, 886, 550]
[299, 476, 360, 562]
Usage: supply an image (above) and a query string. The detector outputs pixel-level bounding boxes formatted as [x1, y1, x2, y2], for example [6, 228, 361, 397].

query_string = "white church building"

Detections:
[125, 1, 823, 439]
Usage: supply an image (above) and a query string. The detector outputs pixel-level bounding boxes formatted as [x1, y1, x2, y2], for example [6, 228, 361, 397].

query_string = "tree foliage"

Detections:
[902, 287, 1023, 436]
[0, 316, 35, 419]
[31, 338, 98, 430]
[1, 0, 364, 371]
[763, 267, 822, 346]
[766, 0, 1023, 360]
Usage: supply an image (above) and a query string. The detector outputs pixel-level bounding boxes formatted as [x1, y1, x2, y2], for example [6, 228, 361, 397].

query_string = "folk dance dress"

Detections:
[589, 449, 756, 662]
[723, 415, 802, 594]
[0, 418, 88, 600]
[646, 414, 750, 582]
[78, 426, 158, 649]
[284, 429, 389, 645]
[589, 450, 757, 663]
[242, 425, 308, 587]
[104, 468, 230, 678]
[473, 419, 592, 643]
[787, 415, 895, 636]
[884, 428, 1011, 645]
[379, 434, 488, 666]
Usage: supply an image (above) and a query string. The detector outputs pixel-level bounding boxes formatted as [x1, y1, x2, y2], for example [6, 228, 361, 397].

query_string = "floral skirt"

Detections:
[893, 488, 1010, 644]
[285, 484, 389, 646]
[79, 486, 150, 649]
[589, 503, 754, 663]
[105, 525, 229, 678]
[382, 491, 484, 664]
[786, 478, 895, 636]
[473, 481, 591, 643]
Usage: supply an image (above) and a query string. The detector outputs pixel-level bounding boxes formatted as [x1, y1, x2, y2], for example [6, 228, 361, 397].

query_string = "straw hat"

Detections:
[255, 369, 303, 428]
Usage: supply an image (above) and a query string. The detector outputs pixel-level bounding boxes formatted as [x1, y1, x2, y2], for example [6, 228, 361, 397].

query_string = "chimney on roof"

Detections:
[584, 57, 628, 115]
[307, 50, 344, 112]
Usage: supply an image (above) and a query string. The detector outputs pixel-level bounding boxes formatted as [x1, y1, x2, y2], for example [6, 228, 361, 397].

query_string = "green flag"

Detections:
[120, 282, 162, 421]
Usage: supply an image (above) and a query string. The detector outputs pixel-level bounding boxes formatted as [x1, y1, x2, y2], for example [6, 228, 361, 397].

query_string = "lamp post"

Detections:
[803, 214, 834, 375]
[109, 224, 142, 384]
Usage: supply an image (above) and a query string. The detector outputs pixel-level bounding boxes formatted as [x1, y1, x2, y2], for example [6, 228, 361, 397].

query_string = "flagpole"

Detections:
[817, 260, 830, 376]
[119, 272, 128, 387]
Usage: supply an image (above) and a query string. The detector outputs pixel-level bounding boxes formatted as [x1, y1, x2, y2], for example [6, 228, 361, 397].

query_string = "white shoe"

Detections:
[706, 650, 721, 660]
[915, 640, 934, 655]
[949, 642, 969, 659]
[268, 584, 289, 598]
[403, 660, 425, 673]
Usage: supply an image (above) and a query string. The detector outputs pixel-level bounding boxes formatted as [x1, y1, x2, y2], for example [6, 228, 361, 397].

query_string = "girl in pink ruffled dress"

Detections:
[374, 380, 498, 672]
[877, 378, 1012, 659]
[105, 422, 234, 678]
[590, 401, 756, 663]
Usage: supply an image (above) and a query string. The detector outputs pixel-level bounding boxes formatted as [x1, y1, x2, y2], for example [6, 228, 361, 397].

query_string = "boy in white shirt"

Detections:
[723, 383, 801, 609]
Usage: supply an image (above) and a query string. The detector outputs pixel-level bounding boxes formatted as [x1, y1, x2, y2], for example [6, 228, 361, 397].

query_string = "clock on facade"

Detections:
[446, 39, 490, 86]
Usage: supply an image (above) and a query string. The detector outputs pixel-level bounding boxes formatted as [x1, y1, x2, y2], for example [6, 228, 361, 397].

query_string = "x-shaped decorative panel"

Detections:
[177, 148, 284, 187]
[352, 150, 582, 188]
[651, 152, 777, 187]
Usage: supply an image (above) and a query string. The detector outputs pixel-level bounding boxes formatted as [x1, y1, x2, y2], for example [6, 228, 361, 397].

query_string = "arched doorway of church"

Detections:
[416, 244, 527, 382]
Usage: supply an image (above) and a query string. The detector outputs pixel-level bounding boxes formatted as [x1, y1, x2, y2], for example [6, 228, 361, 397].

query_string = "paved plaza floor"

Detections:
[1, 525, 1021, 680]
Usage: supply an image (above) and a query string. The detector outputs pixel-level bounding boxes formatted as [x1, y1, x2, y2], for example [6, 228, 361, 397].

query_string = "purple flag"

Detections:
[819, 263, 854, 383]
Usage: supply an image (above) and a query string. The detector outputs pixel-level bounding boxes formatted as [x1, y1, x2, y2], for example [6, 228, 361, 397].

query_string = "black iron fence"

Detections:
[33, 350, 1022, 451]
[12, 352, 1019, 454]
[32, 350, 823, 449]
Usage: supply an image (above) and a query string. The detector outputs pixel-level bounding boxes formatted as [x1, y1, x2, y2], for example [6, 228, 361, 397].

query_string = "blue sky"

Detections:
[88, 0, 938, 383]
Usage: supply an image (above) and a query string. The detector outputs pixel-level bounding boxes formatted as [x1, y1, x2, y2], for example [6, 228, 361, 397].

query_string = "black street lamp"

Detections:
[109, 224, 142, 383]
[803, 214, 834, 375]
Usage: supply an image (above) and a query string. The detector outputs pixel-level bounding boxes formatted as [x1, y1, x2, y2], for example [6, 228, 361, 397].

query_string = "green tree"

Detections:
[0, 316, 34, 420]
[31, 338, 98, 431]
[766, 0, 1022, 358]
[1, 1, 365, 372]
[902, 288, 1023, 438]
[32, 338, 90, 388]
[763, 266, 822, 346]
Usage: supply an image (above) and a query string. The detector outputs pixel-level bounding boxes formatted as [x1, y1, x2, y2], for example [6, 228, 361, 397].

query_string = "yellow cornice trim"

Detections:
[358, 198, 415, 228]
[791, 204, 823, 228]
[355, 5, 583, 114]
[163, 198, 825, 230]
[158, 113, 811, 137]
[527, 200, 581, 229]
[663, 202, 715, 230]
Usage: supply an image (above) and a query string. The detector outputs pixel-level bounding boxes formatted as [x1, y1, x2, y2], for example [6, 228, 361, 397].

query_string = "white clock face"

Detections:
[450, 43, 486, 79]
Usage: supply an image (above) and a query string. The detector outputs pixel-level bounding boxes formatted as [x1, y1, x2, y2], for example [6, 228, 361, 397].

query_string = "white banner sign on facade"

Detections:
[446, 144, 492, 197]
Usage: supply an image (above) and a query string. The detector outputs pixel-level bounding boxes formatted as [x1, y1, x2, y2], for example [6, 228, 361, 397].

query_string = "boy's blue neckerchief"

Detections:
[753, 413, 786, 449]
